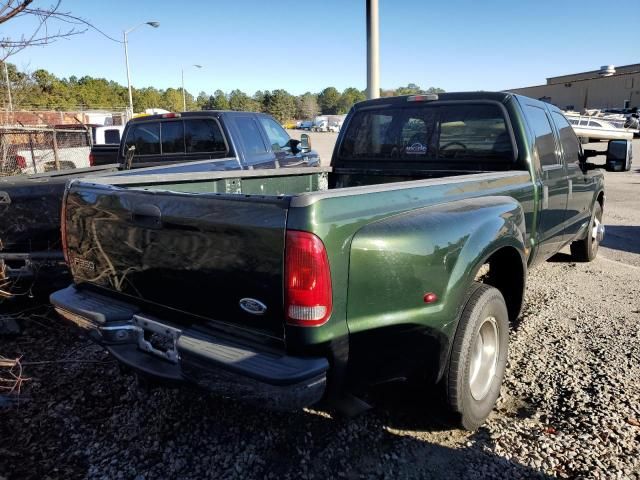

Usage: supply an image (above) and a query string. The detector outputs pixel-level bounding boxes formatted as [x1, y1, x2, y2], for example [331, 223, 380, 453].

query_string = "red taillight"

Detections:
[285, 230, 332, 327]
[161, 113, 181, 118]
[15, 155, 27, 169]
[89, 153, 95, 166]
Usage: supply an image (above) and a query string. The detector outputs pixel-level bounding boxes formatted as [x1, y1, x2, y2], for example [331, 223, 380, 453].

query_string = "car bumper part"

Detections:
[50, 285, 328, 410]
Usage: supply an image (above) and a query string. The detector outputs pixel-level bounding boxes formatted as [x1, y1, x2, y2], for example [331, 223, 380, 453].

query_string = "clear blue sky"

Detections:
[3, 0, 638, 95]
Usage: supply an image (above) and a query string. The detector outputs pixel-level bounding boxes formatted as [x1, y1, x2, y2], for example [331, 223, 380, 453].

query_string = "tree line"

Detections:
[1, 64, 444, 122]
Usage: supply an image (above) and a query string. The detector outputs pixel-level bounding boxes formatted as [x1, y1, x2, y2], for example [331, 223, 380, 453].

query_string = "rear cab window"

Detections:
[104, 129, 121, 144]
[161, 121, 185, 154]
[123, 117, 228, 162]
[124, 122, 160, 155]
[338, 103, 516, 170]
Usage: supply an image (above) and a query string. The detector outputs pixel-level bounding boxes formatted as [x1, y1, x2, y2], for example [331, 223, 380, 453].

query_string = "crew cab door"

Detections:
[549, 110, 596, 242]
[522, 103, 569, 259]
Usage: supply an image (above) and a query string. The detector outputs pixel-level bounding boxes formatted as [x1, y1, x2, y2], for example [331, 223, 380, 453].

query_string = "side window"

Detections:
[524, 105, 559, 167]
[161, 121, 185, 154]
[235, 116, 267, 155]
[184, 119, 226, 153]
[104, 129, 121, 144]
[124, 122, 160, 156]
[552, 112, 581, 165]
[258, 117, 290, 151]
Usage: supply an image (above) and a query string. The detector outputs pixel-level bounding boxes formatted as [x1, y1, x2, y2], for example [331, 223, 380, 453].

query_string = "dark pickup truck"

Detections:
[0, 111, 318, 293]
[52, 92, 614, 430]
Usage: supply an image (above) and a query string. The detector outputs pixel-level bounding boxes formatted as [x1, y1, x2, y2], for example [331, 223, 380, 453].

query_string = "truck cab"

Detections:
[116, 111, 318, 170]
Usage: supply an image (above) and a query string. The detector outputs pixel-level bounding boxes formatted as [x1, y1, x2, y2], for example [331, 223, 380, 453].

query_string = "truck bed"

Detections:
[64, 166, 533, 342]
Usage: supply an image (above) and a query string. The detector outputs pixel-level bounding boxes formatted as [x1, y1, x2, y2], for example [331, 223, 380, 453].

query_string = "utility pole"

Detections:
[366, 0, 380, 99]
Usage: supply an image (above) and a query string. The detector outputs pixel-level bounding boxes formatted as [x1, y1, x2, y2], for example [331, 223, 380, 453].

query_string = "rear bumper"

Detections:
[50, 285, 328, 410]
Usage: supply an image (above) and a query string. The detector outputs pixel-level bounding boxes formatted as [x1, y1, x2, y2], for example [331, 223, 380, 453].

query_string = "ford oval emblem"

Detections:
[239, 298, 267, 315]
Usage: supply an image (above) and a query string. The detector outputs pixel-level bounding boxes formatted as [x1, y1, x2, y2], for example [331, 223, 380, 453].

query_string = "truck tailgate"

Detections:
[64, 181, 289, 339]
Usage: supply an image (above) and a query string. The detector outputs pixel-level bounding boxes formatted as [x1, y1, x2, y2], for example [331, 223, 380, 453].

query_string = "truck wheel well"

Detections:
[597, 191, 604, 209]
[474, 247, 525, 323]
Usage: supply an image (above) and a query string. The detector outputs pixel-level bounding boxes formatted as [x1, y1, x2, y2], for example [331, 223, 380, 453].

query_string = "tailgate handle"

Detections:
[131, 203, 162, 229]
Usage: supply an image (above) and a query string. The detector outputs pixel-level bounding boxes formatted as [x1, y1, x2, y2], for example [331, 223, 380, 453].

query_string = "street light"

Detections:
[123, 21, 160, 115]
[182, 64, 202, 112]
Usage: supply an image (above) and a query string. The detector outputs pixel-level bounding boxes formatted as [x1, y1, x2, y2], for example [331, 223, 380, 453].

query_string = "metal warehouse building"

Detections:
[508, 64, 640, 111]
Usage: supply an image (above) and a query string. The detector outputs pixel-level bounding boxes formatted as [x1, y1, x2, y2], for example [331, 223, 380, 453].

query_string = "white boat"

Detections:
[565, 111, 637, 141]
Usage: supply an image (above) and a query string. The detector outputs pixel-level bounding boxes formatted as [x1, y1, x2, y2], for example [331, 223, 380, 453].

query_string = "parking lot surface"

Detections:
[0, 139, 638, 479]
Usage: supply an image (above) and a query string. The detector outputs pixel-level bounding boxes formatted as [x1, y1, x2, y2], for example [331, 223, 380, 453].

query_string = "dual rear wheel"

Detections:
[444, 283, 509, 431]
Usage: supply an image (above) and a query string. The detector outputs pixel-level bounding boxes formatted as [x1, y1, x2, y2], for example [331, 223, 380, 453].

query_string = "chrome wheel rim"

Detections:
[469, 316, 499, 401]
[591, 216, 604, 249]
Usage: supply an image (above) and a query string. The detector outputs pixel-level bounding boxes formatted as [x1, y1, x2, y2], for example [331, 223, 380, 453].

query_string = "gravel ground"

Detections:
[0, 140, 639, 479]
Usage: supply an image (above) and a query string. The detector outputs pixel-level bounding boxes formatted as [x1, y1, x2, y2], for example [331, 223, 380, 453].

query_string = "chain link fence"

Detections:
[0, 126, 92, 177]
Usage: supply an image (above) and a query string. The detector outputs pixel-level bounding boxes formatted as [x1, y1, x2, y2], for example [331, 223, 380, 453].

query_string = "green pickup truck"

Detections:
[51, 92, 611, 430]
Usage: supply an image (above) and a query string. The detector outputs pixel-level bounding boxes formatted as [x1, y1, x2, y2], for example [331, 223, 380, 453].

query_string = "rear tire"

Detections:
[570, 201, 602, 262]
[444, 283, 509, 431]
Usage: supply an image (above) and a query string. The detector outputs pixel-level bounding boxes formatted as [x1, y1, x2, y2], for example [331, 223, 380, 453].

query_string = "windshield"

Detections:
[339, 103, 514, 163]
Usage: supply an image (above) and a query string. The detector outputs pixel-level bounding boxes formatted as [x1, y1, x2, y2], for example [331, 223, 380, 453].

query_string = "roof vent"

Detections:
[599, 65, 616, 77]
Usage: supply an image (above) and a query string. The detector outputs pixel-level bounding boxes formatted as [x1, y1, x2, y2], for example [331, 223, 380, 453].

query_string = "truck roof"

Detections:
[128, 110, 269, 124]
[352, 91, 516, 110]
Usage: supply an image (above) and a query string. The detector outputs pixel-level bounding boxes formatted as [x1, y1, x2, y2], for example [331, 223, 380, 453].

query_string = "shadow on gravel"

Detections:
[0, 305, 557, 480]
[547, 252, 574, 263]
[600, 225, 640, 254]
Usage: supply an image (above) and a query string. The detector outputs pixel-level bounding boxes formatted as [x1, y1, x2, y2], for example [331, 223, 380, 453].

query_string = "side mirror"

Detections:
[300, 133, 311, 152]
[606, 139, 632, 172]
[582, 149, 600, 159]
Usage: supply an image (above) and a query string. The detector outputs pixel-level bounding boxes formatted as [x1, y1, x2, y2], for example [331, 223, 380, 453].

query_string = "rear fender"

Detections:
[345, 195, 526, 386]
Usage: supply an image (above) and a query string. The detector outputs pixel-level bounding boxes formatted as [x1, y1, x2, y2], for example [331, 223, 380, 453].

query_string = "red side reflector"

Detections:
[161, 113, 181, 118]
[407, 94, 439, 102]
[423, 292, 438, 304]
[285, 230, 332, 327]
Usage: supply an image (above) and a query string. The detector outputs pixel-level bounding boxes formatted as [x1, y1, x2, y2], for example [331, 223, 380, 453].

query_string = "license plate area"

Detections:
[132, 315, 181, 364]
